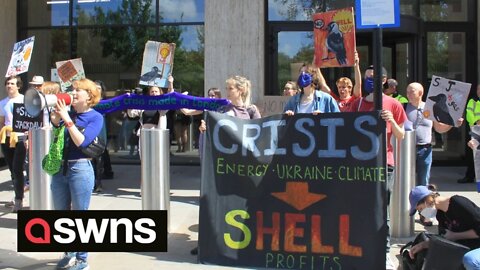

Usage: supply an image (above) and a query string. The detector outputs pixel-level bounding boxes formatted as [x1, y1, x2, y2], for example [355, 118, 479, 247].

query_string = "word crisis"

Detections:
[212, 114, 380, 160]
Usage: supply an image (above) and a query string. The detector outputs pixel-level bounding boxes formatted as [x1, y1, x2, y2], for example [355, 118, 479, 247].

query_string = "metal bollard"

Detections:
[28, 128, 54, 210]
[186, 121, 194, 152]
[140, 128, 170, 229]
[391, 130, 416, 238]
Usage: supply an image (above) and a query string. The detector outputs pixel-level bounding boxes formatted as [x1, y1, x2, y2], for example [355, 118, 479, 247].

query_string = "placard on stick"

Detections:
[424, 75, 471, 127]
[6, 36, 35, 77]
[139, 41, 175, 88]
[313, 7, 356, 68]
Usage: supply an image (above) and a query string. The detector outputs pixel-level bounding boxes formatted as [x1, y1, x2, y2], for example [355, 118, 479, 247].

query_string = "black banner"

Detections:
[17, 210, 168, 252]
[199, 112, 387, 269]
[12, 103, 43, 132]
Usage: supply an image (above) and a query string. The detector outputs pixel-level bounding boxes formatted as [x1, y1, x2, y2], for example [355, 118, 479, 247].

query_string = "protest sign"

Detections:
[139, 41, 175, 88]
[199, 112, 387, 269]
[12, 103, 43, 132]
[55, 58, 86, 91]
[6, 36, 35, 77]
[424, 75, 471, 127]
[314, 8, 356, 68]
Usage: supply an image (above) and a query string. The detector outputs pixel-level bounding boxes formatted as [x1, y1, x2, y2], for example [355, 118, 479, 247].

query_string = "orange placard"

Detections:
[313, 7, 356, 68]
[57, 61, 77, 83]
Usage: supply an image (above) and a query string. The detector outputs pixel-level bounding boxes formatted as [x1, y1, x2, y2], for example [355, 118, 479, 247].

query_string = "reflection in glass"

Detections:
[74, 0, 155, 25]
[160, 0, 204, 23]
[23, 0, 69, 27]
[277, 32, 313, 95]
[427, 32, 465, 81]
[26, 29, 69, 79]
[420, 0, 468, 21]
[268, 0, 353, 21]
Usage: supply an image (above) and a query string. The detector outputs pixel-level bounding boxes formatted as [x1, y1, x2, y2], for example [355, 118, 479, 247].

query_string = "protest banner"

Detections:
[199, 112, 387, 269]
[55, 58, 86, 91]
[12, 103, 43, 132]
[93, 92, 230, 114]
[424, 75, 471, 127]
[139, 41, 175, 88]
[6, 36, 35, 77]
[314, 8, 356, 68]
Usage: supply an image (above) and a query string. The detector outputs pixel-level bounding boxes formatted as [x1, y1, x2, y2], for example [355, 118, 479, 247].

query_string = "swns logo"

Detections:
[18, 210, 167, 252]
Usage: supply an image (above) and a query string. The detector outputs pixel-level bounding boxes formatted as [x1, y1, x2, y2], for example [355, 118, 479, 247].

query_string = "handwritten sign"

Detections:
[256, 96, 290, 117]
[55, 58, 86, 91]
[6, 36, 35, 77]
[12, 103, 43, 132]
[313, 8, 356, 68]
[199, 112, 387, 269]
[424, 75, 470, 127]
[139, 41, 176, 88]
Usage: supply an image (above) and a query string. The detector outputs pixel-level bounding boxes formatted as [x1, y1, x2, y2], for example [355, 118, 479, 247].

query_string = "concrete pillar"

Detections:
[204, 0, 265, 104]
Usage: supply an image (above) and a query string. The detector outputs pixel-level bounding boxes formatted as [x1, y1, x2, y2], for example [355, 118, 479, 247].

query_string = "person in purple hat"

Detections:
[408, 185, 480, 269]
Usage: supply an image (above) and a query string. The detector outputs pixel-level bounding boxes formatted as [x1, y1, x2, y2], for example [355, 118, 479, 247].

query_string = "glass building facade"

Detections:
[16, 0, 478, 163]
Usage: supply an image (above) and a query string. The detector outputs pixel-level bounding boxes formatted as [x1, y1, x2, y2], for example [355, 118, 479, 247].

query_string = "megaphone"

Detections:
[25, 87, 73, 117]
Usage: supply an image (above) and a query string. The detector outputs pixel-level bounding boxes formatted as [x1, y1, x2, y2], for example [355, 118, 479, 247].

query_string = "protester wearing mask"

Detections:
[408, 185, 480, 270]
[347, 65, 407, 270]
[283, 71, 339, 115]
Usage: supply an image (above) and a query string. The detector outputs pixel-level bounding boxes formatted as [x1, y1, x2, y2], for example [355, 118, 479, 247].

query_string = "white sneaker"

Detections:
[386, 253, 395, 270]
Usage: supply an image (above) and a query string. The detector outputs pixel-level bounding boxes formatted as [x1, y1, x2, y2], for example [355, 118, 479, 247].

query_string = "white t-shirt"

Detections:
[0, 94, 25, 136]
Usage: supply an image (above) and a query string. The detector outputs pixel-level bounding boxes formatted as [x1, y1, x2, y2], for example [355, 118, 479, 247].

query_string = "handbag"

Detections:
[400, 232, 431, 270]
[80, 135, 106, 158]
[42, 126, 65, 175]
[76, 126, 106, 158]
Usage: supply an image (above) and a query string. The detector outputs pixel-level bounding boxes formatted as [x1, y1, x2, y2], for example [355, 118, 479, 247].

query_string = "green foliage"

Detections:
[92, 0, 184, 69]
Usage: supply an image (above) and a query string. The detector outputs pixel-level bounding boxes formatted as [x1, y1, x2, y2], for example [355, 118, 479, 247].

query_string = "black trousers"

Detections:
[1, 139, 26, 200]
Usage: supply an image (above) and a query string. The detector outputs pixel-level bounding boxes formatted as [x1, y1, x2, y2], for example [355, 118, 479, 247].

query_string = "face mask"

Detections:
[298, 72, 313, 88]
[420, 206, 437, 219]
[364, 77, 374, 94]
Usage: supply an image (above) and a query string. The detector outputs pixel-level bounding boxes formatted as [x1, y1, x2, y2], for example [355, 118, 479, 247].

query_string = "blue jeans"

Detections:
[464, 248, 480, 270]
[386, 166, 395, 253]
[416, 146, 432, 186]
[51, 159, 94, 261]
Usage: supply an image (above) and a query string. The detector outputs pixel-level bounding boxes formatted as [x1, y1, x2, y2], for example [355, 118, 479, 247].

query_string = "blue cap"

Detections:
[297, 72, 313, 88]
[409, 186, 432, 216]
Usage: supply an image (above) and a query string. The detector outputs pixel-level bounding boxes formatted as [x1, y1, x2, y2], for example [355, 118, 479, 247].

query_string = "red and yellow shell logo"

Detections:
[332, 10, 354, 33]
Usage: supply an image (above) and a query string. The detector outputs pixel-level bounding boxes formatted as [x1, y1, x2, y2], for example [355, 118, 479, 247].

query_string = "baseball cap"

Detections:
[409, 186, 432, 216]
[367, 65, 388, 77]
[29, 75, 44, 85]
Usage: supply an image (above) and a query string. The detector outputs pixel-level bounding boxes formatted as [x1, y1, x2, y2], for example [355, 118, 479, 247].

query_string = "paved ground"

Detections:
[0, 149, 478, 269]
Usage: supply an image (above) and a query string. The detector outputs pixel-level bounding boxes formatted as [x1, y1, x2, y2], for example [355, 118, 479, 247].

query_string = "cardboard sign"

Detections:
[199, 112, 387, 269]
[313, 8, 356, 68]
[12, 103, 43, 132]
[55, 58, 86, 92]
[139, 41, 175, 88]
[424, 75, 471, 127]
[6, 36, 35, 77]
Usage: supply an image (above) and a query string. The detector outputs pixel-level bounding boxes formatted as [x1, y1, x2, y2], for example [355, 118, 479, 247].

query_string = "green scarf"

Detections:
[42, 126, 65, 175]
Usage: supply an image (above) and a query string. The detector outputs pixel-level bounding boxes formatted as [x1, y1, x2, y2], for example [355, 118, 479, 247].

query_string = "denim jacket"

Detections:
[283, 90, 340, 113]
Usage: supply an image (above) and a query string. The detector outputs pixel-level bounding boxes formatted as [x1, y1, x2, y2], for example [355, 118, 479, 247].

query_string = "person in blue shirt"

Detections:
[50, 78, 104, 270]
[283, 66, 340, 115]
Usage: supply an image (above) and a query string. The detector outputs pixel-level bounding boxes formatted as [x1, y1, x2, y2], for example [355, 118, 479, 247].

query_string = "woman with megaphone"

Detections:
[49, 78, 103, 270]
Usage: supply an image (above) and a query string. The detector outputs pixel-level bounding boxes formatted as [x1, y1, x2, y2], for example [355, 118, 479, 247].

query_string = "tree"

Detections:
[92, 0, 182, 69]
